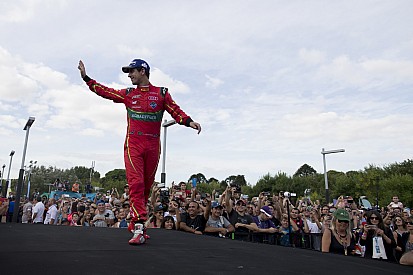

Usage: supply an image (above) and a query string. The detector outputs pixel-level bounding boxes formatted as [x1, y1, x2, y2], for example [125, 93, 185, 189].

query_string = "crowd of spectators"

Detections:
[0, 182, 412, 266]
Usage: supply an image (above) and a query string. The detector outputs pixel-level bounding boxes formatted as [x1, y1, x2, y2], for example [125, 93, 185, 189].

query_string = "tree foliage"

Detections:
[10, 159, 413, 208]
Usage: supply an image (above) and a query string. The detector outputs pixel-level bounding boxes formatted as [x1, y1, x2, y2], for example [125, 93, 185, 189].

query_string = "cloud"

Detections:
[205, 74, 224, 89]
[299, 48, 326, 65]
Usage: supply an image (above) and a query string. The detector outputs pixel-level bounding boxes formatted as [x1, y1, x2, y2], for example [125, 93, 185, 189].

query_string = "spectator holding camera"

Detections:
[359, 210, 396, 262]
[205, 201, 234, 238]
[224, 189, 258, 241]
[91, 200, 115, 227]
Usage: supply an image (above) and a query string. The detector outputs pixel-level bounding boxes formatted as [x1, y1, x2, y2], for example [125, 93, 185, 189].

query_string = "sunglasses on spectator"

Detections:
[337, 220, 349, 224]
[407, 222, 413, 225]
[370, 217, 379, 220]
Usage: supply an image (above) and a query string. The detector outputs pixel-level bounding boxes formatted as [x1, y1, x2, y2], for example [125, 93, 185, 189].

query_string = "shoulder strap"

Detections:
[126, 87, 134, 95]
[160, 87, 168, 97]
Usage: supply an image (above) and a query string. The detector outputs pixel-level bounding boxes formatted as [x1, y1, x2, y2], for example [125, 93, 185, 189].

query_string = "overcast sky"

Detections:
[0, 0, 412, 187]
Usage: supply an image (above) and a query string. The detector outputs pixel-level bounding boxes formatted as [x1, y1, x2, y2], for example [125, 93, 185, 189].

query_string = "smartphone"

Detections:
[192, 178, 197, 188]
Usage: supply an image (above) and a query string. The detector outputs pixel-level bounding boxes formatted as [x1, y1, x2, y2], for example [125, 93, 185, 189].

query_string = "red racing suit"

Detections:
[84, 76, 193, 222]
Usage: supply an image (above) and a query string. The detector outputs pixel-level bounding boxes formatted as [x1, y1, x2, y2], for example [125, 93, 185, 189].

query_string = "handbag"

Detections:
[372, 236, 387, 259]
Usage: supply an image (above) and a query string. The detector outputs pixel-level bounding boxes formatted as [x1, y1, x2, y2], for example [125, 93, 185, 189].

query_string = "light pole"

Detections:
[0, 164, 5, 195]
[13, 117, 35, 223]
[159, 119, 176, 188]
[26, 160, 37, 198]
[3, 151, 15, 198]
[321, 148, 345, 204]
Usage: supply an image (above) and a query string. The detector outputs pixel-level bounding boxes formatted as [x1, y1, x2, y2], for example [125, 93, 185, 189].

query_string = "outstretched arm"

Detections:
[77, 59, 125, 103]
[78, 60, 86, 79]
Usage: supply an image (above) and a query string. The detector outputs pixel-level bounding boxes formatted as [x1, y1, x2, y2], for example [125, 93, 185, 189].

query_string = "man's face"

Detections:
[128, 68, 145, 85]
[212, 207, 222, 217]
[236, 202, 246, 213]
[187, 202, 198, 216]
[291, 210, 300, 219]
[261, 213, 270, 221]
[97, 203, 105, 213]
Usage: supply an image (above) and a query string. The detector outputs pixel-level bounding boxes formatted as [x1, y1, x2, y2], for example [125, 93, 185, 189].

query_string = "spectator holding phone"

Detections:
[91, 200, 115, 227]
[359, 210, 396, 262]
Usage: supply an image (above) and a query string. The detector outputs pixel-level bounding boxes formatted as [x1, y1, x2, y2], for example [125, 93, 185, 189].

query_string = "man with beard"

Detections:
[78, 59, 201, 245]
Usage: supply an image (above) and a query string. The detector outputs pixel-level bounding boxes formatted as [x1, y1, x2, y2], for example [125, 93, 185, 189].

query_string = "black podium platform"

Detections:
[0, 223, 411, 274]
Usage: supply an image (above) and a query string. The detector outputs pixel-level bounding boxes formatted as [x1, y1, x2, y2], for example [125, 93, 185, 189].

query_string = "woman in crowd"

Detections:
[81, 211, 93, 226]
[278, 214, 299, 247]
[359, 210, 396, 262]
[161, 215, 176, 230]
[322, 209, 357, 255]
[321, 214, 332, 232]
[70, 212, 81, 226]
[146, 204, 164, 228]
[393, 215, 409, 262]
[113, 208, 128, 228]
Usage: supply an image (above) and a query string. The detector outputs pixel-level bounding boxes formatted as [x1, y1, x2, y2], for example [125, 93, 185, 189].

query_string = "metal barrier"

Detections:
[228, 231, 323, 251]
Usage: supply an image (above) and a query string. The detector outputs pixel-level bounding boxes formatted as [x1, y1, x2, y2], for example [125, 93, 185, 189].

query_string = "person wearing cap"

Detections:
[322, 209, 357, 255]
[78, 59, 201, 245]
[204, 201, 234, 238]
[252, 205, 278, 243]
[146, 203, 164, 228]
[224, 193, 258, 241]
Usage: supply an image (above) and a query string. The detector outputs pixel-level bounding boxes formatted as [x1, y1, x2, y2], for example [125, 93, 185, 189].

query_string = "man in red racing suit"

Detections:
[78, 59, 201, 245]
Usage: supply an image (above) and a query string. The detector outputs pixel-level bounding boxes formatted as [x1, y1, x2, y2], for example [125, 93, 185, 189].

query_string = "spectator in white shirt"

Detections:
[32, 196, 45, 224]
[44, 198, 58, 225]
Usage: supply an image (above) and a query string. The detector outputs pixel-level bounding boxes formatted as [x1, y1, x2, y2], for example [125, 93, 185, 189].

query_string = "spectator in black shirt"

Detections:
[180, 200, 210, 234]
[225, 194, 258, 241]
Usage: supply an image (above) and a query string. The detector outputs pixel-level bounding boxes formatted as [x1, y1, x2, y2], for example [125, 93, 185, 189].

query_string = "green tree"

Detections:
[294, 164, 317, 177]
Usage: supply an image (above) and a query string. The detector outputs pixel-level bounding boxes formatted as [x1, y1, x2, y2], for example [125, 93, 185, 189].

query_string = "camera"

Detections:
[160, 188, 169, 204]
[104, 213, 110, 217]
[283, 192, 296, 198]
[262, 192, 271, 196]
[229, 183, 241, 193]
